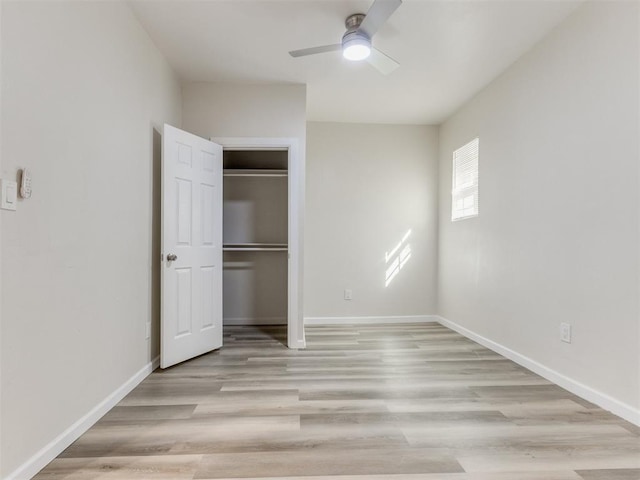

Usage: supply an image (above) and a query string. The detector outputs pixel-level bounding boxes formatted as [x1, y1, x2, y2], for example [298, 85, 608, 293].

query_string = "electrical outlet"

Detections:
[344, 289, 353, 300]
[560, 322, 571, 343]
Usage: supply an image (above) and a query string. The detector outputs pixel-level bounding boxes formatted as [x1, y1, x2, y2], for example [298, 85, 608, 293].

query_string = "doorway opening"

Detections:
[214, 137, 305, 350]
[222, 149, 289, 346]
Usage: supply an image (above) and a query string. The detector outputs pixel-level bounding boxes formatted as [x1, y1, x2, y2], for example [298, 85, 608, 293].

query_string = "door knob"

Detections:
[167, 254, 178, 262]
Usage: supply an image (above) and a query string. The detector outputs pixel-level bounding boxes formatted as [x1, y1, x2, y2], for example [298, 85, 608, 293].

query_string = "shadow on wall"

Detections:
[151, 127, 162, 360]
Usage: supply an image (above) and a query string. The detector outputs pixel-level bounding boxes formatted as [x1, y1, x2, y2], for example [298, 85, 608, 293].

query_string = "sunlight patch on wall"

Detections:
[385, 229, 412, 287]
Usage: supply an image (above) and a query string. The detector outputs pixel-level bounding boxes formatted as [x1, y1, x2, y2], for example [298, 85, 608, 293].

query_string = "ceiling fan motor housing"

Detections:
[345, 13, 366, 30]
[342, 30, 371, 47]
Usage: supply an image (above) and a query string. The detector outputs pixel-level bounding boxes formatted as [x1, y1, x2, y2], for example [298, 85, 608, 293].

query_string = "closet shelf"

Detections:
[223, 169, 288, 177]
[223, 243, 288, 252]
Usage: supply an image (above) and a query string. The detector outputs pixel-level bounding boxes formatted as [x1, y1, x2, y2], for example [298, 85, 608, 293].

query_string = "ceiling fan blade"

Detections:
[289, 44, 341, 58]
[367, 47, 400, 75]
[359, 0, 402, 39]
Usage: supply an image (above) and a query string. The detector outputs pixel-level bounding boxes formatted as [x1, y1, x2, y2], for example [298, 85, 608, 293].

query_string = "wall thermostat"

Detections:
[19, 168, 32, 199]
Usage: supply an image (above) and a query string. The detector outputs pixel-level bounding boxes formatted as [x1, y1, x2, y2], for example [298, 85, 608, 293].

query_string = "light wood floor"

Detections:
[35, 324, 639, 480]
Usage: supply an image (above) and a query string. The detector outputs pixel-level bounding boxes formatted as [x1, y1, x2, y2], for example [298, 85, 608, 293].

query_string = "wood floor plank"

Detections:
[33, 324, 640, 479]
[402, 423, 637, 450]
[34, 454, 203, 479]
[168, 424, 411, 455]
[197, 474, 584, 480]
[457, 450, 640, 473]
[576, 469, 640, 479]
[98, 404, 197, 424]
[193, 448, 464, 478]
[193, 398, 388, 416]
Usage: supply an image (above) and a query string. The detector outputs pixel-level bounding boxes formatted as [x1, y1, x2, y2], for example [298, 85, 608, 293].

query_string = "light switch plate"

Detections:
[1, 179, 18, 211]
[560, 322, 572, 343]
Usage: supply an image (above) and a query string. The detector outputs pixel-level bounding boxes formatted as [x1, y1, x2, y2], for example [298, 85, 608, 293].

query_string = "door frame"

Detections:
[213, 137, 305, 349]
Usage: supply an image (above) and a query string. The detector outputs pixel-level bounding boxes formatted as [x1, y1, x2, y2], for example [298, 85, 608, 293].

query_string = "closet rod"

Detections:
[223, 243, 288, 252]
[223, 169, 288, 177]
[223, 247, 288, 252]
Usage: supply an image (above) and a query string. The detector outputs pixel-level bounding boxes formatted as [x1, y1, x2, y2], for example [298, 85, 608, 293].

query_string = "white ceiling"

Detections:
[130, 0, 581, 125]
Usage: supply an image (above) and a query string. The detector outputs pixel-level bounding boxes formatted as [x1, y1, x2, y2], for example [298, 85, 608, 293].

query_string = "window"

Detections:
[452, 137, 479, 221]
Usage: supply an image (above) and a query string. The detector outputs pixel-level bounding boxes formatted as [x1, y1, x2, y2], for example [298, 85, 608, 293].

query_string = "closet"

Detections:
[222, 149, 289, 326]
[162, 128, 304, 368]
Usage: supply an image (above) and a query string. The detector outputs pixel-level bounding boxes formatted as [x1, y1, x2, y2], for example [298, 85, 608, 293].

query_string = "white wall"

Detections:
[182, 83, 306, 141]
[305, 122, 439, 321]
[438, 1, 639, 420]
[1, 2, 181, 477]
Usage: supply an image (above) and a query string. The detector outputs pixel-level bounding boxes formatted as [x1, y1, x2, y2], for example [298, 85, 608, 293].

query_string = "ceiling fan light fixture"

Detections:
[342, 32, 371, 61]
[288, 0, 402, 74]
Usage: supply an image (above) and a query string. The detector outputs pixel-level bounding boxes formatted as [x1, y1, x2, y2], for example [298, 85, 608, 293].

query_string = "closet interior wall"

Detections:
[222, 150, 289, 325]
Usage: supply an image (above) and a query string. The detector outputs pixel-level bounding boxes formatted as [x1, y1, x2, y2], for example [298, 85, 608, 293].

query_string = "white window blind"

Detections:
[452, 137, 479, 221]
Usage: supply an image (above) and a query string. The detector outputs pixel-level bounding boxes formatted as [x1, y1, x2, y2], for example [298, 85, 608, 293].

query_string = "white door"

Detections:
[161, 124, 223, 368]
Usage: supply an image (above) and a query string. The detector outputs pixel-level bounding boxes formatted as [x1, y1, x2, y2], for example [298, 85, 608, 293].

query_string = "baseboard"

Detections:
[6, 356, 160, 480]
[435, 315, 640, 427]
[305, 315, 438, 325]
[224, 317, 287, 326]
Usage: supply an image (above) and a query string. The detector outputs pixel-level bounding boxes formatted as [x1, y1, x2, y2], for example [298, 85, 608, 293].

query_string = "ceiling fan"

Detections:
[289, 0, 402, 75]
